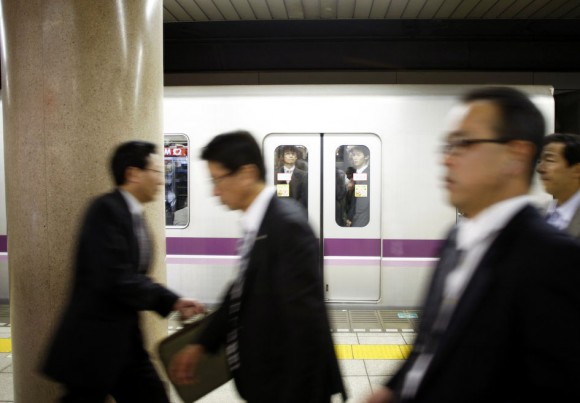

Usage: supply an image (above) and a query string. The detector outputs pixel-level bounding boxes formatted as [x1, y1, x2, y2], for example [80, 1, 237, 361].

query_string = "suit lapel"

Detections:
[566, 207, 580, 239]
[112, 190, 141, 271]
[423, 206, 532, 380]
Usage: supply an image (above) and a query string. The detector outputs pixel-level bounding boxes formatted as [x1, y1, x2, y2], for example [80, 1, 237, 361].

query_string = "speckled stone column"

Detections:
[0, 1, 167, 401]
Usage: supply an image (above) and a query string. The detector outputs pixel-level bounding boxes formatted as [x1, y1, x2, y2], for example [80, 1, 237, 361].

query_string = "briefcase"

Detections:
[158, 313, 232, 402]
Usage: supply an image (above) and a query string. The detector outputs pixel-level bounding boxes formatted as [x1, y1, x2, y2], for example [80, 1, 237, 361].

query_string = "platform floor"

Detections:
[0, 305, 418, 402]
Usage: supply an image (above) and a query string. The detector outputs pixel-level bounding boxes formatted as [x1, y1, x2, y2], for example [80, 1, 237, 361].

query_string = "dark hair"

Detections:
[462, 86, 546, 178]
[111, 141, 156, 186]
[201, 130, 266, 181]
[349, 145, 369, 157]
[281, 145, 302, 159]
[543, 132, 580, 166]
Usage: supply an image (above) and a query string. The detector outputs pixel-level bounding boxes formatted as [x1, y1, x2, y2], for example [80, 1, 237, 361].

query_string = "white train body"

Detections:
[0, 84, 555, 307]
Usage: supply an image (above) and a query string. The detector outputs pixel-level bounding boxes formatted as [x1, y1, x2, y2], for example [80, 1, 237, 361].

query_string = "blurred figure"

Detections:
[335, 168, 347, 226]
[366, 87, 580, 403]
[275, 145, 308, 210]
[537, 132, 580, 237]
[346, 146, 370, 227]
[169, 131, 345, 402]
[343, 166, 356, 225]
[41, 141, 204, 403]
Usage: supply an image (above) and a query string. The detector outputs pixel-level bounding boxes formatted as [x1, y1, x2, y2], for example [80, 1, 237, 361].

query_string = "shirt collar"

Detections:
[119, 189, 144, 216]
[357, 164, 369, 173]
[240, 186, 276, 234]
[456, 195, 530, 250]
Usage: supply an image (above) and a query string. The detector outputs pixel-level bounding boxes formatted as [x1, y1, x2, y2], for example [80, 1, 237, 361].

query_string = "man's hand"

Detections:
[173, 298, 205, 320]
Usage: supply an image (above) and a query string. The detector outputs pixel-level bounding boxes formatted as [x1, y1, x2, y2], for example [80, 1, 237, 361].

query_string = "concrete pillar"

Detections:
[0, 1, 166, 401]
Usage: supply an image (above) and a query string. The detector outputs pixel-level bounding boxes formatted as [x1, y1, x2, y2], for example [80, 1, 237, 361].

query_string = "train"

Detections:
[0, 84, 555, 307]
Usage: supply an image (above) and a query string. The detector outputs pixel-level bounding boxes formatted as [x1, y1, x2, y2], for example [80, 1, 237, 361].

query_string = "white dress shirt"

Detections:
[401, 195, 531, 399]
[544, 188, 580, 230]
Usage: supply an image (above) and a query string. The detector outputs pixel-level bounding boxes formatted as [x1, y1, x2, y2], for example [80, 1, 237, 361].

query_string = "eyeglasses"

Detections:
[210, 171, 237, 186]
[440, 138, 511, 155]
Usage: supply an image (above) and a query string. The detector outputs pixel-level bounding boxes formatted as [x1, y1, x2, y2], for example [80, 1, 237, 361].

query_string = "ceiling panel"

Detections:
[402, 0, 429, 19]
[337, 0, 356, 19]
[385, 0, 407, 19]
[248, 0, 272, 19]
[417, 0, 446, 18]
[231, 0, 257, 20]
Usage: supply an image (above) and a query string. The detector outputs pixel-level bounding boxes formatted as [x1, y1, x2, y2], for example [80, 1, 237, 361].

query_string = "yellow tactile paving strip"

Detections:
[335, 344, 412, 360]
[0, 339, 11, 353]
[0, 339, 413, 359]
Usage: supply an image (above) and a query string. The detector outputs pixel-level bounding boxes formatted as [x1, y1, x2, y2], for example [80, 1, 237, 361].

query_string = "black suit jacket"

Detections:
[197, 196, 345, 402]
[42, 190, 179, 387]
[277, 166, 308, 209]
[347, 166, 369, 227]
[388, 205, 580, 402]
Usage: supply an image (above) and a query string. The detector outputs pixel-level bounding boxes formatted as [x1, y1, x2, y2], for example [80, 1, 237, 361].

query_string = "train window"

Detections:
[273, 145, 308, 211]
[335, 145, 370, 227]
[164, 134, 189, 227]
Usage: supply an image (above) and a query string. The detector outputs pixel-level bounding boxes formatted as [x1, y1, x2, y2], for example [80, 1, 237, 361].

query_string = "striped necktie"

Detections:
[133, 213, 150, 273]
[226, 230, 252, 370]
[401, 228, 463, 400]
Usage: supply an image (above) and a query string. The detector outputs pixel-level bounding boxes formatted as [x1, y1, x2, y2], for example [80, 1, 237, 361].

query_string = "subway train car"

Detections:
[161, 84, 554, 307]
[0, 84, 555, 307]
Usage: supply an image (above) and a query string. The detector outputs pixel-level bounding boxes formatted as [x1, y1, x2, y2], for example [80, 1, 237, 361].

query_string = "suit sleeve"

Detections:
[194, 285, 232, 353]
[271, 214, 329, 399]
[80, 198, 179, 317]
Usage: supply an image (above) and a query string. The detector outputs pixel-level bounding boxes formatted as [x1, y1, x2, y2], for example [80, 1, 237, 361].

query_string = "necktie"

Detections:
[226, 230, 252, 370]
[133, 213, 150, 273]
[401, 228, 463, 400]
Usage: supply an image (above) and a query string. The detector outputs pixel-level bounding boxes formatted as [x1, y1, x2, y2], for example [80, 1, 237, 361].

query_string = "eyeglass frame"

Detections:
[440, 138, 512, 155]
[210, 169, 238, 186]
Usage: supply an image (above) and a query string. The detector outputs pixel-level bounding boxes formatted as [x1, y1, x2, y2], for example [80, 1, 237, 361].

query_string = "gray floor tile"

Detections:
[402, 333, 416, 344]
[338, 360, 367, 376]
[338, 376, 373, 403]
[357, 335, 406, 345]
[332, 334, 359, 344]
[364, 360, 404, 376]
[0, 373, 14, 402]
[193, 380, 245, 403]
[368, 375, 392, 392]
[0, 354, 11, 373]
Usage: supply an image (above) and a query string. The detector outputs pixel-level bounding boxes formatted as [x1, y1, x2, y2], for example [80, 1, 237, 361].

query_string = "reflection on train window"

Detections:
[164, 134, 189, 227]
[273, 145, 308, 211]
[335, 145, 370, 227]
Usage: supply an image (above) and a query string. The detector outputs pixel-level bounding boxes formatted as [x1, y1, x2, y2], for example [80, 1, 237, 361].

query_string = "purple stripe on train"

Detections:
[166, 237, 238, 256]
[383, 239, 442, 258]
[0, 235, 6, 253]
[166, 237, 442, 258]
[324, 238, 381, 257]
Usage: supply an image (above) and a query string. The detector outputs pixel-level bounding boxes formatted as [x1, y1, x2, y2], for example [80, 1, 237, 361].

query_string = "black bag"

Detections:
[158, 313, 232, 402]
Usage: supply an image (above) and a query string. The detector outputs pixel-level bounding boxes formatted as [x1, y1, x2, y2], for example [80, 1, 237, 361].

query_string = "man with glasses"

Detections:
[169, 130, 346, 403]
[537, 132, 580, 238]
[366, 87, 580, 403]
[42, 141, 204, 403]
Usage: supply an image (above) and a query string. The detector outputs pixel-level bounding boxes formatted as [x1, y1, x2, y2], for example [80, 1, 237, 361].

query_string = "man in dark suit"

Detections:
[41, 141, 204, 403]
[275, 145, 308, 210]
[537, 132, 580, 238]
[367, 87, 580, 403]
[346, 145, 370, 227]
[169, 131, 345, 403]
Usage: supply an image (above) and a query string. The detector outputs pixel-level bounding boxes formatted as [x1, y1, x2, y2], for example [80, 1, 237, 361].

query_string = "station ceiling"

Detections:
[163, 0, 580, 22]
[162, 1, 580, 73]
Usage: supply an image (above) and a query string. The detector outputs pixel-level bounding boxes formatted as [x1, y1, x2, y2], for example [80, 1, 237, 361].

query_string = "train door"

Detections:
[263, 133, 381, 302]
